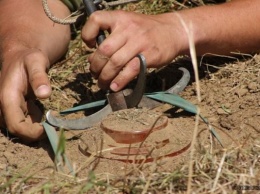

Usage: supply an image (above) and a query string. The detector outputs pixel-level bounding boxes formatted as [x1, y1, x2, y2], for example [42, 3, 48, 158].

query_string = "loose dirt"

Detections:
[1, 53, 259, 185]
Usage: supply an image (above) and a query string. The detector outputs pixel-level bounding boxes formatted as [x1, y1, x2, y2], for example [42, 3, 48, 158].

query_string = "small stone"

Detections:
[220, 117, 234, 130]
[248, 82, 258, 91]
[217, 108, 228, 115]
[0, 138, 7, 145]
[0, 163, 7, 170]
[239, 104, 246, 109]
[235, 88, 248, 97]
[224, 103, 231, 109]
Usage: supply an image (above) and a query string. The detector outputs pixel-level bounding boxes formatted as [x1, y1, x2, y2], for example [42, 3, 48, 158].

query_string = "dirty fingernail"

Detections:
[110, 82, 118, 91]
[35, 85, 51, 98]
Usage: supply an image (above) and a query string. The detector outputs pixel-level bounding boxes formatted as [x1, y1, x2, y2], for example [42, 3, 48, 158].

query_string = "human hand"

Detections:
[0, 48, 52, 142]
[82, 10, 186, 91]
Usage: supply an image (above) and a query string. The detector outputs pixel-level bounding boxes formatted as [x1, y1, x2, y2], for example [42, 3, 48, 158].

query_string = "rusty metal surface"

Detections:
[107, 91, 128, 111]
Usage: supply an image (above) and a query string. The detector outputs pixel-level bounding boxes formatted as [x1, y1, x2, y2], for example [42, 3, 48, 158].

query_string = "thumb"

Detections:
[24, 50, 52, 99]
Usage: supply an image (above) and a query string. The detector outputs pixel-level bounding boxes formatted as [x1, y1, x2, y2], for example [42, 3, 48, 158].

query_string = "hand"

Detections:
[82, 10, 186, 91]
[0, 48, 52, 142]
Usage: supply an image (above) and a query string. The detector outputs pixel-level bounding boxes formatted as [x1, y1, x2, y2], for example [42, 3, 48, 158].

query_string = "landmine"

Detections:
[79, 107, 193, 163]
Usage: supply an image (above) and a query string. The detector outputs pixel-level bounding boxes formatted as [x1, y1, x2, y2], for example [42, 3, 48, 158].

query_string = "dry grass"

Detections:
[1, 0, 260, 193]
[1, 143, 260, 193]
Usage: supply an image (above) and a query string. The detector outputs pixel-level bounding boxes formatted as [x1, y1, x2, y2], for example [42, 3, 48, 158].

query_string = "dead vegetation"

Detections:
[1, 0, 260, 193]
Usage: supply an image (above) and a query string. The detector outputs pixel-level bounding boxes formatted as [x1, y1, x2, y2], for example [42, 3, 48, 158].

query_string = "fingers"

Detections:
[0, 49, 50, 141]
[1, 83, 44, 142]
[110, 57, 141, 91]
[82, 10, 153, 91]
[82, 11, 116, 48]
[86, 18, 139, 89]
[24, 50, 51, 99]
[89, 40, 142, 90]
[88, 30, 127, 79]
[82, 11, 177, 91]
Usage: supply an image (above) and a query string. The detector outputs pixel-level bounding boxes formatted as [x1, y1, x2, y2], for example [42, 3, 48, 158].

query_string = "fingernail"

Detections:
[35, 85, 50, 98]
[110, 82, 118, 91]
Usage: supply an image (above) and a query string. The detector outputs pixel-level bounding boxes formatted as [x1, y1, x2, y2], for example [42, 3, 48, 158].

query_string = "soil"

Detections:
[0, 50, 259, 188]
[101, 108, 167, 133]
[100, 108, 169, 144]
[84, 107, 191, 163]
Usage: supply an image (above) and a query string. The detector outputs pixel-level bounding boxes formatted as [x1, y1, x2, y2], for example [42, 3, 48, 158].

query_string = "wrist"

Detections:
[171, 10, 207, 57]
[161, 12, 191, 58]
[0, 43, 49, 73]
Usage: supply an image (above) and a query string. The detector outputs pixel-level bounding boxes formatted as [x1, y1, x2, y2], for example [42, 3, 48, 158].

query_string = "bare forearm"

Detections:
[0, 0, 72, 141]
[177, 0, 260, 56]
[0, 0, 71, 64]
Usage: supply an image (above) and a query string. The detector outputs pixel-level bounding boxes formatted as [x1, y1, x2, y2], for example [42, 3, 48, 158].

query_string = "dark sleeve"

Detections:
[61, 0, 83, 12]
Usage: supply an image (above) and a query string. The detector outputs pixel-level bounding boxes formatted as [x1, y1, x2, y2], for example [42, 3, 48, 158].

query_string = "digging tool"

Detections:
[46, 67, 190, 129]
[46, 53, 148, 129]
[46, 0, 191, 129]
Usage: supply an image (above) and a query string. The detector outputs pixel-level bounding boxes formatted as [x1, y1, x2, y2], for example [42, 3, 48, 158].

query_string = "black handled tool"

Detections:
[83, 0, 106, 45]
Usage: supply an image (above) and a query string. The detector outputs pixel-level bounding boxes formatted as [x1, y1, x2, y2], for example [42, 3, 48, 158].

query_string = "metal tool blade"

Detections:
[166, 67, 190, 94]
[124, 54, 147, 108]
[46, 66, 190, 130]
[107, 91, 128, 111]
[46, 54, 147, 130]
[137, 67, 191, 109]
[46, 105, 112, 130]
